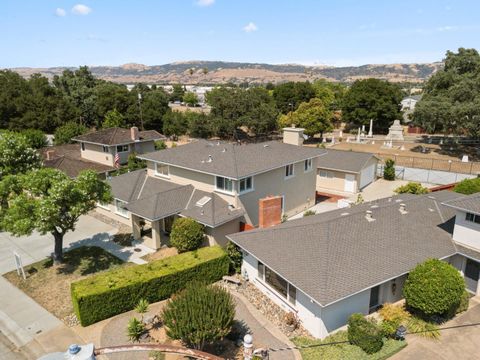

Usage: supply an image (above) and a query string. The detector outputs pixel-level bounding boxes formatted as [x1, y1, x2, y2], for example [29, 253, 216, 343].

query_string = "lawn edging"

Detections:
[71, 245, 229, 326]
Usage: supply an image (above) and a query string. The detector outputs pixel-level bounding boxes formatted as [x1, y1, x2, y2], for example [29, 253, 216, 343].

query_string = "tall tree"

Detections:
[0, 169, 112, 263]
[170, 84, 185, 102]
[278, 98, 333, 136]
[341, 78, 403, 132]
[102, 109, 126, 128]
[273, 81, 316, 114]
[0, 131, 41, 179]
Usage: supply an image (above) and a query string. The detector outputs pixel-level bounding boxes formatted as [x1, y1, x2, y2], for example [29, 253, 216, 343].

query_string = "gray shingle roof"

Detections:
[317, 149, 378, 173]
[139, 140, 326, 179]
[442, 193, 480, 215]
[455, 243, 480, 262]
[228, 191, 463, 307]
[73, 128, 164, 145]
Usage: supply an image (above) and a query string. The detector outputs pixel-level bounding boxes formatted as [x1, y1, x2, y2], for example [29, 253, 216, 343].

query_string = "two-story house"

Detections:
[73, 127, 165, 167]
[96, 128, 326, 250]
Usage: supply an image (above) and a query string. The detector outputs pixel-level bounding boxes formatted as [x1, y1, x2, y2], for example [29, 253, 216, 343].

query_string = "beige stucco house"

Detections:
[97, 128, 326, 250]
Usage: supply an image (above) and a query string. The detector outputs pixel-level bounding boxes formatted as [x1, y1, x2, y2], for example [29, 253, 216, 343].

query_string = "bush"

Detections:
[456, 290, 470, 314]
[225, 241, 243, 274]
[303, 210, 316, 217]
[54, 122, 87, 145]
[155, 140, 167, 150]
[378, 304, 411, 337]
[162, 282, 235, 350]
[403, 259, 465, 318]
[127, 152, 146, 171]
[170, 218, 205, 253]
[394, 182, 429, 195]
[406, 316, 440, 339]
[21, 129, 47, 149]
[454, 177, 480, 195]
[127, 317, 145, 342]
[383, 159, 395, 181]
[71, 246, 229, 326]
[347, 313, 384, 354]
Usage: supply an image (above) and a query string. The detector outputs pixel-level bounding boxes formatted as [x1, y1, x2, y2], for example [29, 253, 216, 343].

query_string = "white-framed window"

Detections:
[81, 142, 85, 151]
[466, 212, 480, 224]
[285, 164, 294, 179]
[239, 176, 254, 194]
[215, 176, 234, 194]
[258, 261, 296, 305]
[103, 145, 109, 153]
[116, 144, 129, 153]
[97, 201, 110, 211]
[304, 158, 313, 172]
[319, 170, 334, 178]
[155, 163, 170, 178]
[114, 199, 129, 218]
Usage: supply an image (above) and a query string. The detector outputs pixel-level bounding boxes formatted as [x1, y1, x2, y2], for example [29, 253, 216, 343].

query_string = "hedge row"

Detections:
[71, 246, 229, 326]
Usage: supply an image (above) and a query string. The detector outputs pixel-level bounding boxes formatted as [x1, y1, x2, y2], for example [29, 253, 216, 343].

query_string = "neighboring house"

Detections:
[316, 150, 379, 194]
[228, 191, 480, 339]
[401, 95, 421, 111]
[73, 127, 165, 167]
[41, 144, 115, 178]
[98, 127, 325, 249]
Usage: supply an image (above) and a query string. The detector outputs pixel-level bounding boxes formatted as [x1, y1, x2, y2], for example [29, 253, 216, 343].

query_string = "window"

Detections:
[258, 261, 265, 280]
[239, 176, 253, 194]
[304, 158, 312, 172]
[215, 176, 234, 193]
[319, 170, 334, 178]
[116, 144, 129, 153]
[466, 212, 480, 224]
[81, 142, 85, 151]
[285, 164, 294, 178]
[97, 201, 110, 211]
[102, 146, 109, 153]
[114, 199, 129, 218]
[155, 163, 170, 178]
[258, 261, 296, 305]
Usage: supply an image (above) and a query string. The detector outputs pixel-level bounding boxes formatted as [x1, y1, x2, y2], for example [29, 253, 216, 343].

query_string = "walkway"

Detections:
[392, 298, 480, 360]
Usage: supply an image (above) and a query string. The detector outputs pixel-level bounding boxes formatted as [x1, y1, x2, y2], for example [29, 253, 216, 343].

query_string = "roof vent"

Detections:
[228, 204, 235, 210]
[371, 204, 379, 209]
[395, 199, 403, 203]
[222, 148, 227, 153]
[207, 155, 213, 163]
[341, 212, 349, 216]
[365, 210, 375, 222]
[427, 195, 436, 199]
[399, 203, 408, 214]
[264, 144, 269, 148]
[196, 196, 211, 207]
[216, 141, 220, 146]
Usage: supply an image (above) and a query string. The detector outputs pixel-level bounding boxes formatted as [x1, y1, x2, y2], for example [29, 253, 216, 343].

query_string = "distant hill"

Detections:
[11, 60, 443, 85]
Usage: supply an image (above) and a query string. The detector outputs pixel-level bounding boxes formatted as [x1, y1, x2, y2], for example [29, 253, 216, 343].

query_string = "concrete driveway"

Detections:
[392, 298, 480, 360]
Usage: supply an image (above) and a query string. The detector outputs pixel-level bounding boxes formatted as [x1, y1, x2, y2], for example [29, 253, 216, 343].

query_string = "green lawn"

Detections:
[292, 331, 407, 360]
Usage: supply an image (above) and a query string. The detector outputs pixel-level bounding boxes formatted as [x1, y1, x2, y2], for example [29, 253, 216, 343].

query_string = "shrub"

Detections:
[383, 159, 395, 180]
[347, 313, 384, 354]
[303, 210, 316, 217]
[127, 152, 146, 171]
[21, 129, 47, 149]
[454, 177, 480, 195]
[406, 316, 440, 339]
[225, 241, 243, 274]
[403, 259, 465, 318]
[135, 298, 149, 315]
[154, 140, 167, 150]
[456, 290, 470, 314]
[54, 122, 87, 145]
[162, 283, 235, 350]
[379, 304, 411, 337]
[394, 182, 429, 195]
[71, 246, 229, 326]
[127, 317, 145, 342]
[170, 218, 205, 253]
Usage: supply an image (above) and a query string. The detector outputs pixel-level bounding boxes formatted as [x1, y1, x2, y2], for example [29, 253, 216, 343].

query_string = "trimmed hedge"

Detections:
[71, 246, 229, 326]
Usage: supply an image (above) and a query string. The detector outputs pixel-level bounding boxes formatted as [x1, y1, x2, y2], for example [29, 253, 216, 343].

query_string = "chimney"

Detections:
[399, 203, 407, 214]
[258, 196, 282, 228]
[130, 126, 139, 141]
[46, 150, 54, 160]
[365, 210, 375, 222]
[282, 126, 305, 146]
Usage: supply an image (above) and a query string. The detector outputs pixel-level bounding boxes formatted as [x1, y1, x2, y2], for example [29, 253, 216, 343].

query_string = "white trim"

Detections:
[255, 278, 297, 312]
[317, 166, 359, 174]
[154, 163, 170, 179]
[238, 176, 254, 195]
[73, 138, 163, 147]
[114, 199, 130, 219]
[441, 204, 480, 216]
[214, 176, 235, 195]
[284, 163, 295, 180]
[116, 144, 130, 153]
[96, 202, 110, 211]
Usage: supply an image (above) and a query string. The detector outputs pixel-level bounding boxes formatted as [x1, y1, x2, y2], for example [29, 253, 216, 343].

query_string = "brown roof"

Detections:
[41, 144, 115, 177]
[73, 128, 165, 146]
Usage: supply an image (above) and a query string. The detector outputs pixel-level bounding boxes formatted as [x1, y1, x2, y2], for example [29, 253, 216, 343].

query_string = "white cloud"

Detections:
[72, 4, 92, 15]
[196, 0, 215, 7]
[436, 25, 457, 32]
[55, 8, 66, 17]
[243, 22, 258, 33]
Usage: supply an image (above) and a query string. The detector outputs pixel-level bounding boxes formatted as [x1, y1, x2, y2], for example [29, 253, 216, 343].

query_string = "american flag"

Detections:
[114, 153, 120, 168]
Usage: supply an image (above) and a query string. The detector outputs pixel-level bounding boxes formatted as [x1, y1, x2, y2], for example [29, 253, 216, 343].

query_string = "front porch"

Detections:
[131, 214, 175, 250]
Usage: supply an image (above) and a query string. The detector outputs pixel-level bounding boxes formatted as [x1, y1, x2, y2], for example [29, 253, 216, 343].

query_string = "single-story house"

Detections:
[316, 149, 379, 194]
[228, 191, 478, 339]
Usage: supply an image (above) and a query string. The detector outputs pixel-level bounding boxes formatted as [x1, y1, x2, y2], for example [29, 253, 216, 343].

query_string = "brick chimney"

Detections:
[258, 196, 282, 228]
[45, 150, 54, 160]
[130, 126, 139, 141]
[283, 126, 305, 146]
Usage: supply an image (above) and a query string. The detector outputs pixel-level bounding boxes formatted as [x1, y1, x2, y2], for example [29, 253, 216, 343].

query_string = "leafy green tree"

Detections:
[278, 98, 333, 136]
[453, 177, 480, 195]
[183, 92, 198, 106]
[394, 182, 429, 194]
[20, 129, 47, 149]
[127, 152, 146, 171]
[162, 110, 189, 137]
[54, 122, 87, 145]
[102, 109, 126, 128]
[273, 81, 316, 114]
[170, 84, 185, 102]
[0, 132, 41, 179]
[341, 78, 403, 132]
[312, 79, 347, 110]
[347, 313, 383, 354]
[138, 89, 170, 130]
[187, 112, 212, 138]
[383, 159, 396, 180]
[95, 82, 132, 122]
[170, 218, 205, 253]
[225, 242, 242, 274]
[162, 283, 235, 350]
[404, 259, 465, 318]
[0, 168, 112, 263]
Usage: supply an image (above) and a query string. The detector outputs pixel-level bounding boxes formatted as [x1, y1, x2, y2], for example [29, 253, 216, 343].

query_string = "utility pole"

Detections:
[138, 92, 144, 131]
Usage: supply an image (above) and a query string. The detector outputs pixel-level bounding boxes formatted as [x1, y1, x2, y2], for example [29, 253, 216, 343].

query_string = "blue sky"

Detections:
[1, 0, 479, 68]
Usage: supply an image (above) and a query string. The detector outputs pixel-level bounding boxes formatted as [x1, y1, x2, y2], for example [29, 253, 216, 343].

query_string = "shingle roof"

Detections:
[228, 191, 463, 307]
[317, 149, 378, 173]
[73, 128, 165, 146]
[455, 243, 480, 262]
[442, 193, 480, 215]
[139, 140, 326, 179]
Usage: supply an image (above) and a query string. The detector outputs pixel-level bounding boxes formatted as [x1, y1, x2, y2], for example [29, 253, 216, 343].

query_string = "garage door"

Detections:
[359, 163, 376, 189]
